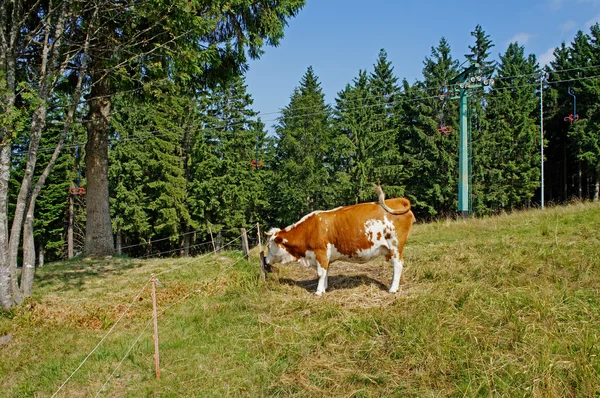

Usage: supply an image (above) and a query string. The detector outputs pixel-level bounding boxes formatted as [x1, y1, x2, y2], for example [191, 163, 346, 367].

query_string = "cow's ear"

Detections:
[274, 236, 283, 244]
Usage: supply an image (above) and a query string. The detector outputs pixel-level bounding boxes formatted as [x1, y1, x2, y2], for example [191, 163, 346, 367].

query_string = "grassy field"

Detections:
[1, 202, 599, 397]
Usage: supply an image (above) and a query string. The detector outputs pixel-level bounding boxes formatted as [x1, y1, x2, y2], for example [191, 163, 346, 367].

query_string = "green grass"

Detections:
[1, 202, 599, 397]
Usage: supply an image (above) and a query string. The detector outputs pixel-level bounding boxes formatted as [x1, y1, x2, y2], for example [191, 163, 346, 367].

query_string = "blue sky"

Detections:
[245, 0, 600, 130]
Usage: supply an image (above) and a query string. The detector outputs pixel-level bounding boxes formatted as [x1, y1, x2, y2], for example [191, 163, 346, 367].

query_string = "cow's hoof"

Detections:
[315, 291, 325, 296]
[388, 287, 399, 293]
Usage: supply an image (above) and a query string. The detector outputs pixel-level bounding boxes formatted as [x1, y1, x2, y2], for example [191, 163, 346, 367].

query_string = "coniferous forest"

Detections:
[2, 1, 600, 309]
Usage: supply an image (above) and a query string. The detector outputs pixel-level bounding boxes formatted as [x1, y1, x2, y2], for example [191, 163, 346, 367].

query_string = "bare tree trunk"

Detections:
[563, 143, 567, 201]
[38, 241, 44, 268]
[216, 231, 222, 252]
[0, 0, 18, 310]
[21, 209, 35, 297]
[84, 73, 115, 257]
[578, 158, 582, 200]
[0, 146, 12, 311]
[5, 0, 70, 304]
[594, 170, 599, 202]
[21, 65, 85, 293]
[7, 105, 46, 305]
[116, 224, 122, 255]
[68, 194, 74, 258]
[183, 233, 190, 257]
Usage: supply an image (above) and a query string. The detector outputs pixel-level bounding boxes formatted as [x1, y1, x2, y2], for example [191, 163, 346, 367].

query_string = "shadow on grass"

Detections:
[34, 257, 141, 292]
[278, 274, 388, 293]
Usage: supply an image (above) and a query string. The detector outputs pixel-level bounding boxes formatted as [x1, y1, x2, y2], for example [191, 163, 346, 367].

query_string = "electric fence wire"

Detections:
[120, 227, 205, 250]
[52, 228, 253, 396]
[94, 247, 255, 396]
[51, 278, 152, 398]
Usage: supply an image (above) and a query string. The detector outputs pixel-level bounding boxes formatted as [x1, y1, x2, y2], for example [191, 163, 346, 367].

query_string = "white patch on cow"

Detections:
[266, 227, 281, 236]
[265, 235, 296, 266]
[300, 250, 317, 268]
[344, 217, 397, 262]
[326, 243, 345, 263]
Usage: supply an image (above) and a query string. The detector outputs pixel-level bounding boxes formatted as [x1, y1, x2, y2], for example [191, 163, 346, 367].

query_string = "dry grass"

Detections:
[1, 202, 599, 397]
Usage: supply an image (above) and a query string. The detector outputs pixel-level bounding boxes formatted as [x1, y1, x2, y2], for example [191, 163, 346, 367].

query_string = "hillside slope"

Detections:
[1, 202, 599, 397]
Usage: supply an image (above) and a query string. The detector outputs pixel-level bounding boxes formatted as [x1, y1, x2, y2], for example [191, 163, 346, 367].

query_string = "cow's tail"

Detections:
[373, 184, 411, 215]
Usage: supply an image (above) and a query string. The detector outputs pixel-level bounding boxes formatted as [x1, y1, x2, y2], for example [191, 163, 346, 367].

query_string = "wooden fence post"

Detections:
[240, 228, 250, 260]
[209, 225, 216, 253]
[257, 223, 267, 280]
[151, 274, 160, 379]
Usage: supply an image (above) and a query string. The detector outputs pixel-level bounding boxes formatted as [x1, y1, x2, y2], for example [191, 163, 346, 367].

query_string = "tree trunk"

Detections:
[0, 145, 13, 311]
[594, 170, 599, 202]
[21, 79, 84, 293]
[7, 104, 46, 305]
[578, 158, 582, 200]
[216, 231, 222, 252]
[84, 74, 115, 257]
[21, 207, 35, 298]
[68, 194, 74, 258]
[0, 8, 18, 310]
[38, 240, 44, 268]
[562, 143, 567, 201]
[116, 224, 122, 256]
[183, 233, 190, 257]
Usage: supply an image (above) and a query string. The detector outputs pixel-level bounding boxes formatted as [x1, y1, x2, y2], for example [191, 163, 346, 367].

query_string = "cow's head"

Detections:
[265, 227, 296, 266]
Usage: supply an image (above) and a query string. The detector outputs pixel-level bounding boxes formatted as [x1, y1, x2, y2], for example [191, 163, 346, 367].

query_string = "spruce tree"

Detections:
[109, 91, 193, 256]
[334, 70, 378, 204]
[568, 25, 600, 200]
[545, 42, 574, 202]
[483, 43, 541, 211]
[545, 28, 600, 202]
[410, 38, 460, 217]
[274, 67, 335, 225]
[190, 75, 269, 241]
[368, 49, 407, 198]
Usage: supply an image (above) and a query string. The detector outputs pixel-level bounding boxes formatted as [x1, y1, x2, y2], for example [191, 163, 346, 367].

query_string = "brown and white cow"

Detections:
[265, 185, 415, 295]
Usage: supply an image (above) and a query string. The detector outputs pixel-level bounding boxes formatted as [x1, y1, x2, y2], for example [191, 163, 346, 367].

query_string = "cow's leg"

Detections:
[316, 263, 328, 295]
[315, 251, 329, 296]
[389, 255, 404, 293]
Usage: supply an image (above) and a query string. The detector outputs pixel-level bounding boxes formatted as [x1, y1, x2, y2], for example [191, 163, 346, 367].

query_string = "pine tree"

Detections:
[410, 38, 460, 217]
[483, 42, 541, 211]
[110, 91, 193, 256]
[109, 96, 152, 256]
[395, 78, 434, 215]
[545, 42, 574, 202]
[33, 123, 75, 262]
[545, 27, 600, 202]
[190, 75, 269, 241]
[273, 67, 335, 225]
[568, 25, 600, 201]
[465, 25, 496, 77]
[368, 49, 407, 198]
[334, 70, 378, 204]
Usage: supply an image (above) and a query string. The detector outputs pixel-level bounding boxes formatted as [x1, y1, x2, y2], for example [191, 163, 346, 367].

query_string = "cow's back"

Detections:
[320, 200, 414, 259]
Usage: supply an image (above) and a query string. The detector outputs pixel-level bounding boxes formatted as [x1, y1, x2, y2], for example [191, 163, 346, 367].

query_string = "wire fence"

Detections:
[51, 225, 264, 397]
[94, 249, 253, 396]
